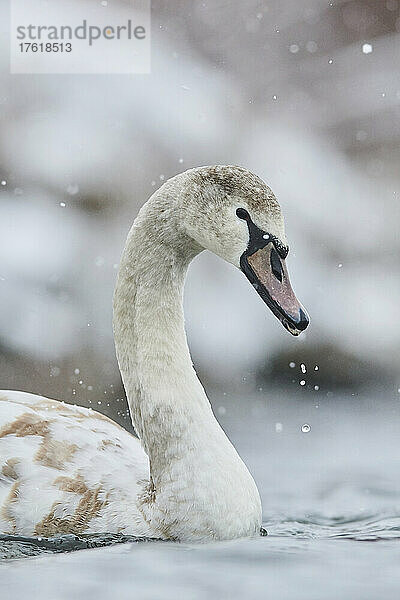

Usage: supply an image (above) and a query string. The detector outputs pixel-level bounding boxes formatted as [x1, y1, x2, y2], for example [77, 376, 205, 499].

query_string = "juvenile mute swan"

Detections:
[0, 166, 309, 541]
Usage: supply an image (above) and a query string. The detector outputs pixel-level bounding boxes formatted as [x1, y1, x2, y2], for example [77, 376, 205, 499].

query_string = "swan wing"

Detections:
[0, 390, 151, 537]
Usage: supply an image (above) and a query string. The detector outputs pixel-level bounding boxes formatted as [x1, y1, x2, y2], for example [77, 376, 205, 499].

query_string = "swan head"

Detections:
[181, 165, 309, 336]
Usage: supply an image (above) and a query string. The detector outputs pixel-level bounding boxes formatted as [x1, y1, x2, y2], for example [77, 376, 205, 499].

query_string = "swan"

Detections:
[0, 165, 309, 541]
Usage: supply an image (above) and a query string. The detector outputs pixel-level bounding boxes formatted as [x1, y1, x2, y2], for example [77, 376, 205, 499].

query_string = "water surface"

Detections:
[1, 391, 400, 599]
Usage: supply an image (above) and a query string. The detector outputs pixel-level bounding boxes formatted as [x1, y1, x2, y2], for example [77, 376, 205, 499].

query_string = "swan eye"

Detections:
[270, 247, 283, 282]
[236, 208, 250, 220]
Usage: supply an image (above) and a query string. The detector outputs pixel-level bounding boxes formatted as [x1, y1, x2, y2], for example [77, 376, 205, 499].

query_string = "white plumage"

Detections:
[0, 166, 306, 541]
[0, 390, 151, 537]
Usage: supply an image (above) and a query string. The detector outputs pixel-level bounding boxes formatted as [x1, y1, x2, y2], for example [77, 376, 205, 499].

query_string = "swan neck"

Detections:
[113, 203, 209, 465]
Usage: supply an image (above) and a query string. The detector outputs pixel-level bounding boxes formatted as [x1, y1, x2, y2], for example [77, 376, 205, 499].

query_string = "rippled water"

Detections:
[1, 391, 400, 599]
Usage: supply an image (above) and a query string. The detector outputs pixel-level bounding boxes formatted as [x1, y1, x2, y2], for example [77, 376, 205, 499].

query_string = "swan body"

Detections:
[0, 166, 308, 541]
[0, 391, 152, 537]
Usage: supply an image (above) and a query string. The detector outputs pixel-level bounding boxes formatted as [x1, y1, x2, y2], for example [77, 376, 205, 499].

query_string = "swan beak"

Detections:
[240, 245, 309, 336]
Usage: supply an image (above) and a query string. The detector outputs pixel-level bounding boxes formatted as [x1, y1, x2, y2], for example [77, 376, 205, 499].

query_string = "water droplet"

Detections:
[289, 362, 296, 368]
[218, 406, 226, 415]
[300, 363, 306, 374]
[263, 234, 270, 240]
[74, 368, 80, 375]
[66, 183, 79, 196]
[362, 43, 372, 54]
[328, 58, 333, 64]
[381, 92, 386, 98]
[78, 380, 83, 385]
[1, 180, 6, 186]
[301, 423, 311, 433]
[60, 202, 66, 208]
[272, 94, 278, 101]
[275, 422, 283, 433]
[178, 158, 184, 164]
[306, 41, 317, 53]
[314, 385, 319, 391]
[88, 385, 93, 391]
[159, 174, 165, 180]
[289, 44, 299, 54]
[356, 130, 368, 142]
[300, 380, 306, 386]
[314, 365, 319, 371]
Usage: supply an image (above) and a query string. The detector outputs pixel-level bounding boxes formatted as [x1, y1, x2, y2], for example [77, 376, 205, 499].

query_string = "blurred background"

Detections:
[0, 0, 399, 431]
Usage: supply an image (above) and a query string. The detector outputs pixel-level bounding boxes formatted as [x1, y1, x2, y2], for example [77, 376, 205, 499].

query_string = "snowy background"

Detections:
[0, 0, 399, 427]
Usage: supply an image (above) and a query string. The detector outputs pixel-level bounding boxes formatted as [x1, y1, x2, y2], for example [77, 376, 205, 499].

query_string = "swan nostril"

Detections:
[270, 247, 283, 282]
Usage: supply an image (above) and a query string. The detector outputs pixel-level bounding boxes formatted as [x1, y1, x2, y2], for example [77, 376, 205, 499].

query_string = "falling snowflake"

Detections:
[362, 43, 372, 54]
